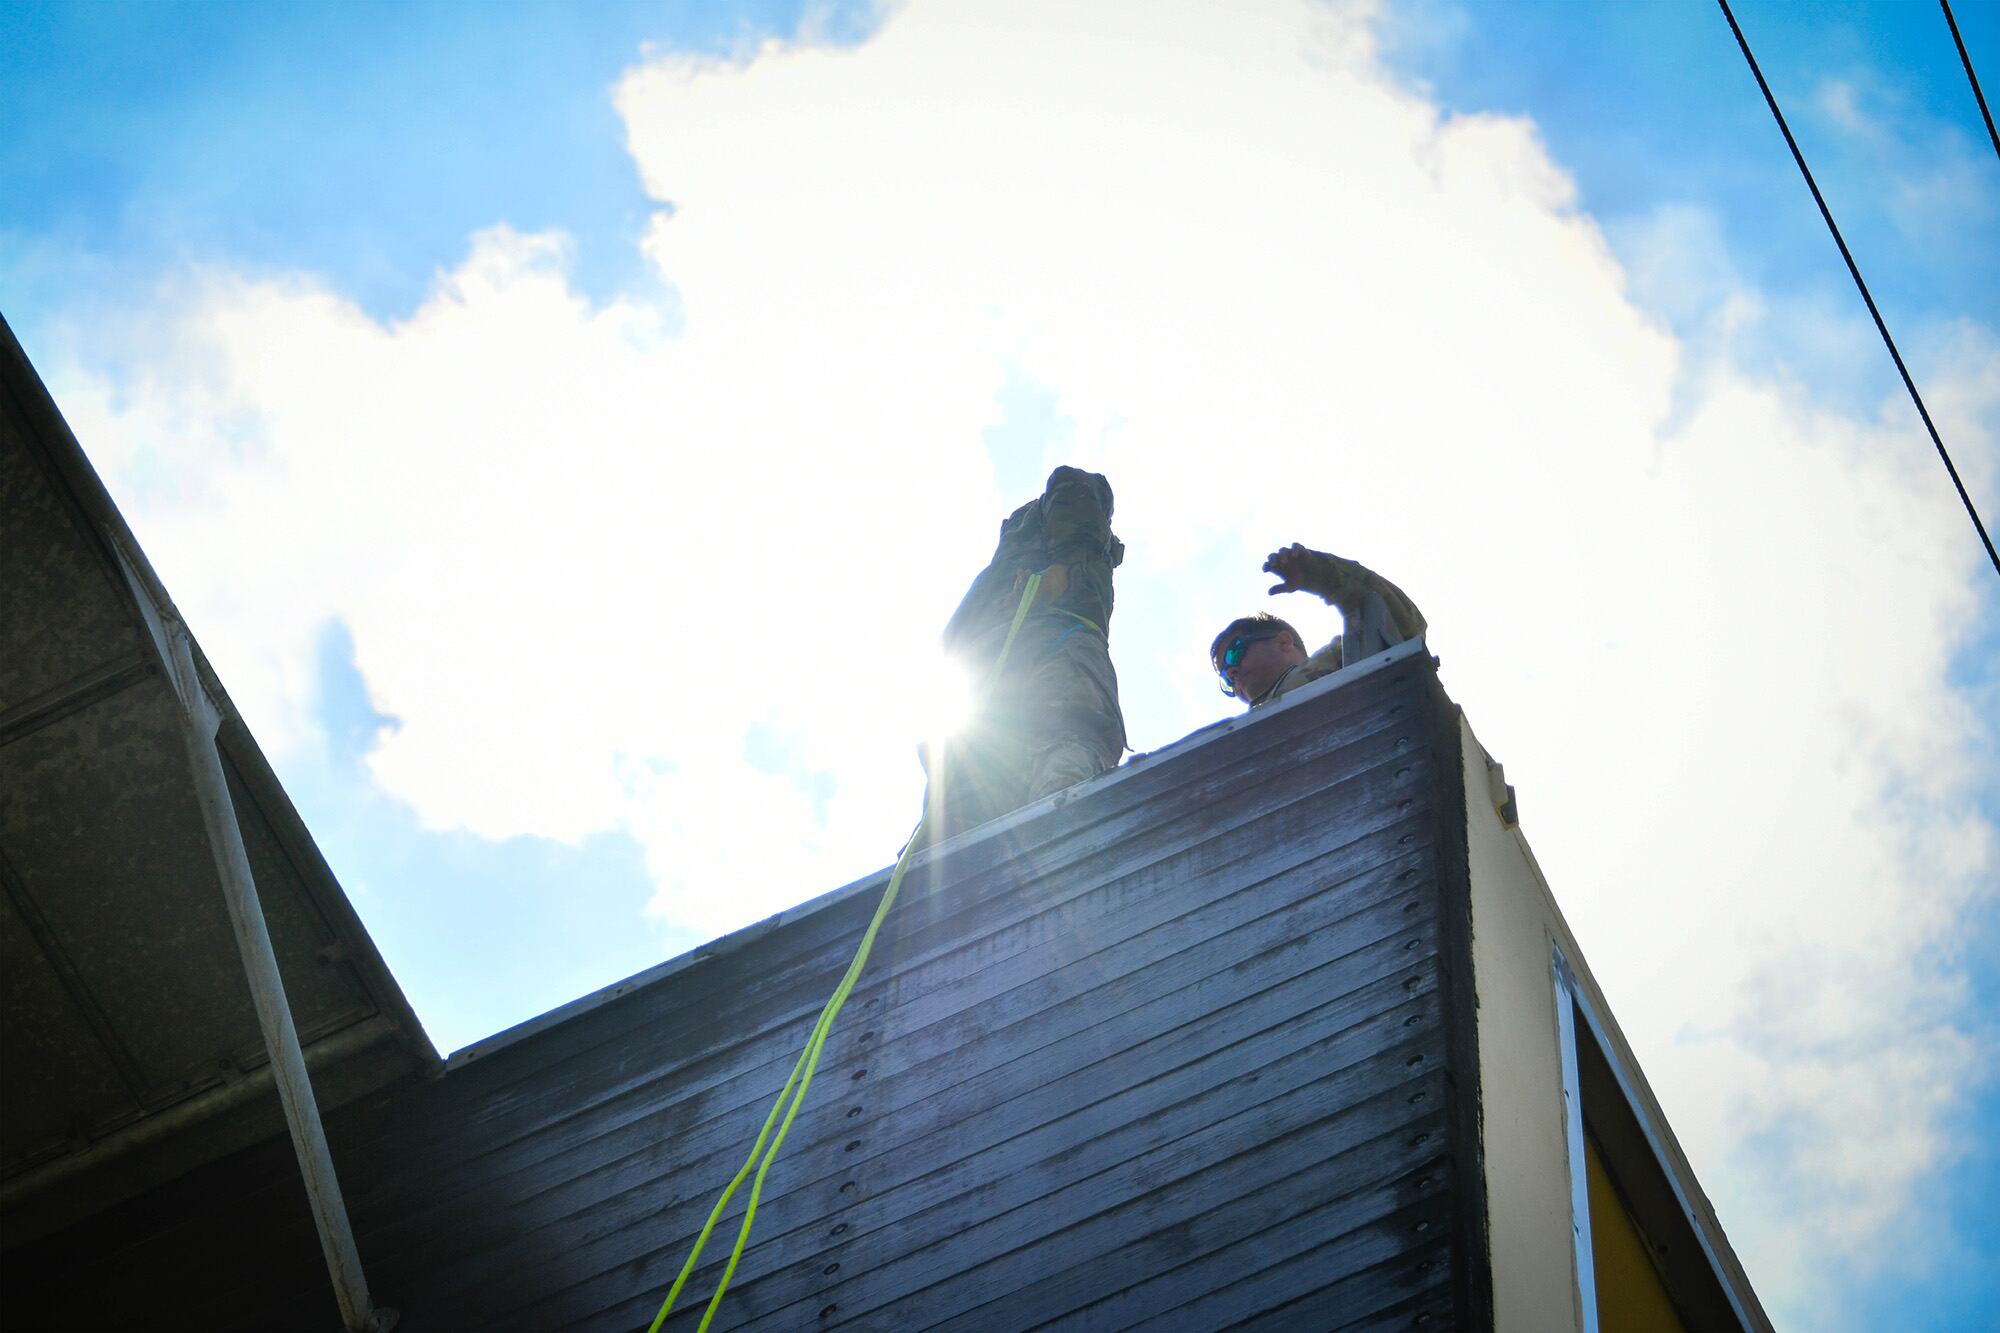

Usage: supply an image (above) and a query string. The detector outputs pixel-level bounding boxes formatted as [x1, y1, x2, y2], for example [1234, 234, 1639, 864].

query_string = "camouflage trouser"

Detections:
[925, 465, 1125, 845]
[922, 618, 1123, 845]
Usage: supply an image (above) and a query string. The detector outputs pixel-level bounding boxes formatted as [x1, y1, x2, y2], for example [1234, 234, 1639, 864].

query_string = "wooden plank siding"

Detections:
[1, 648, 1487, 1330]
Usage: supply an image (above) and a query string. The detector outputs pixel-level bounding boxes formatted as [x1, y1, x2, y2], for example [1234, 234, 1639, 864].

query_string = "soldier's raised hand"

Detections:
[1264, 544, 1369, 600]
[1264, 543, 1323, 596]
[1264, 544, 1344, 596]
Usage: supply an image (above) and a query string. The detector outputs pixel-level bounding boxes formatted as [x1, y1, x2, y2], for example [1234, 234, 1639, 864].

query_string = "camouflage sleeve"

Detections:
[1299, 550, 1427, 644]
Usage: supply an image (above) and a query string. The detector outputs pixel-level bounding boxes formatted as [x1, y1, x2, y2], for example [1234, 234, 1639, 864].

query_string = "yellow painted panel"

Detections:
[1587, 1133, 1687, 1333]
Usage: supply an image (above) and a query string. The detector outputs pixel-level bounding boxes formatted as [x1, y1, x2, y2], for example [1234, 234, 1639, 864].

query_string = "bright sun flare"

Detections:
[921, 652, 976, 742]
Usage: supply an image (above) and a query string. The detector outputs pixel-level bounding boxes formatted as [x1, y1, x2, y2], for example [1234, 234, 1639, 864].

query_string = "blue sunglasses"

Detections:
[1215, 631, 1280, 696]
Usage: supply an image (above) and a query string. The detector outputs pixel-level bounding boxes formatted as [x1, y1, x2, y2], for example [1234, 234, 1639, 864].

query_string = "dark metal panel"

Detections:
[0, 319, 441, 1240]
[0, 677, 378, 1102]
[0, 382, 144, 712]
[0, 1019, 412, 1252]
[0, 678, 261, 1102]
[215, 743, 381, 1049]
[0, 875, 139, 1162]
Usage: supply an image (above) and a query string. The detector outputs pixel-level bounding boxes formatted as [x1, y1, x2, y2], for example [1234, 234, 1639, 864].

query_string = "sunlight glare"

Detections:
[922, 652, 976, 743]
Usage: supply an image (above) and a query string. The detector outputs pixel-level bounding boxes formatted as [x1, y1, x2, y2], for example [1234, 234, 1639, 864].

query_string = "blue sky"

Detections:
[4, 2, 1996, 1328]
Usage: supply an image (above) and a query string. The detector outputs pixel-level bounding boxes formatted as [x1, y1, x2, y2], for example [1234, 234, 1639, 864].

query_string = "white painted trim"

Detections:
[1552, 944, 1758, 1333]
[1551, 948, 1600, 1333]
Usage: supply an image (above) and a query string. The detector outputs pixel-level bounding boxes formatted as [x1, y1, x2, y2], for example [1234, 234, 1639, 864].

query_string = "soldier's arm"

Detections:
[1262, 543, 1427, 643]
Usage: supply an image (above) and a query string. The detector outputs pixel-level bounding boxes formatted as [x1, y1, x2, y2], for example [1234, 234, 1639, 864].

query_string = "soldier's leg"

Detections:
[1024, 737, 1119, 802]
[924, 719, 1030, 844]
[1021, 631, 1124, 802]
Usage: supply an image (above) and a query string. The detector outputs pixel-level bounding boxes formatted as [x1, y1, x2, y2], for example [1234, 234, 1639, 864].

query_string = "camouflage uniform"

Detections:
[924, 467, 1126, 842]
[1252, 550, 1426, 707]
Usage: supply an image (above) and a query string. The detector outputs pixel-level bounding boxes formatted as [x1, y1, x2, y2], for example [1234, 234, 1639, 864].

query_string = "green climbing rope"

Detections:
[648, 571, 1046, 1332]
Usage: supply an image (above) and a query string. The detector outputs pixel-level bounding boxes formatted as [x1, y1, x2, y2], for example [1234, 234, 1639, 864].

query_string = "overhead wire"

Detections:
[1716, 0, 2000, 578]
[1941, 0, 2000, 163]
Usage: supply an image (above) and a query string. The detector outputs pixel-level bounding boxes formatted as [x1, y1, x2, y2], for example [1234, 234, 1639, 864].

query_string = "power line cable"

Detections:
[1941, 0, 2000, 162]
[1717, 0, 1999, 578]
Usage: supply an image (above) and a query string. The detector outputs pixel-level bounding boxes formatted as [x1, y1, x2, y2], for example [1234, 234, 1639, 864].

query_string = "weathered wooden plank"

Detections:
[390, 800, 1432, 1296]
[388, 812, 1428, 1241]
[191, 796, 1437, 1331]
[963, 1125, 1453, 1330]
[390, 676, 1448, 1328]
[441, 667, 1421, 1114]
[348, 691, 1428, 1193]
[501, 948, 1442, 1331]
[398, 854, 1439, 1327]
[716, 1050, 1446, 1332]
[1219, 1218, 1456, 1332]
[342, 746, 1434, 1274]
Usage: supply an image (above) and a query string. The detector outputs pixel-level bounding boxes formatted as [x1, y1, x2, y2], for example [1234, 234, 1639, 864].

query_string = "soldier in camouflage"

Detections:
[924, 466, 1126, 843]
[1211, 543, 1427, 708]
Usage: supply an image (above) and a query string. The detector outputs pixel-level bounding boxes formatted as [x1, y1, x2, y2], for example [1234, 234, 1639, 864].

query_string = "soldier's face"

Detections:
[1224, 632, 1306, 703]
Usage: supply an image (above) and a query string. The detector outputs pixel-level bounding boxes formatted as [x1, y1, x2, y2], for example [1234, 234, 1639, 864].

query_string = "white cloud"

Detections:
[1811, 69, 2000, 261]
[40, 0, 1997, 1324]
[1816, 77, 1872, 138]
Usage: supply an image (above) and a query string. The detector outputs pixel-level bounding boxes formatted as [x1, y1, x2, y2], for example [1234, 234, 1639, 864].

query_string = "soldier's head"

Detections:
[1211, 613, 1307, 704]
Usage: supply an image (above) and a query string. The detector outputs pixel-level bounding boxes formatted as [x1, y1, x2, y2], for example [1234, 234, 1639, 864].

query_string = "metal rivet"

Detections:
[846, 1105, 863, 1118]
[1408, 1090, 1427, 1104]
[830, 1222, 848, 1236]
[1403, 976, 1421, 990]
[851, 1068, 868, 1081]
[819, 1305, 838, 1320]
[1404, 1015, 1421, 1027]
[845, 1140, 862, 1152]
[1406, 1054, 1424, 1067]
[1414, 1220, 1430, 1232]
[823, 1262, 840, 1276]
[1411, 1132, 1431, 1146]
[839, 1180, 857, 1194]
[1403, 938, 1420, 950]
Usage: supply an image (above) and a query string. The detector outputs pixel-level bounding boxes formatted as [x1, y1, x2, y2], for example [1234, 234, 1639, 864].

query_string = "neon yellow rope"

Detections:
[649, 572, 1046, 1332]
